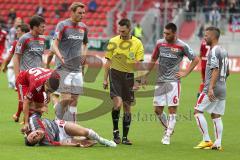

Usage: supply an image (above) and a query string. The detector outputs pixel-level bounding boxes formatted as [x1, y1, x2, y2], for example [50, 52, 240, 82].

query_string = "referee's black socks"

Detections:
[123, 112, 132, 138]
[112, 108, 120, 131]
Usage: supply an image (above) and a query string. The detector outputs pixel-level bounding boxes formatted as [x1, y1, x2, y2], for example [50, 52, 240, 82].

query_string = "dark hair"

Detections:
[24, 137, 37, 146]
[48, 71, 60, 92]
[205, 26, 220, 39]
[17, 23, 30, 33]
[29, 15, 45, 29]
[118, 18, 131, 28]
[165, 22, 177, 33]
[70, 2, 85, 12]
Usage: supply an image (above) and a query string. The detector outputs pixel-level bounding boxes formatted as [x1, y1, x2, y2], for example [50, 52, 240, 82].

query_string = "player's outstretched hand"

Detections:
[132, 83, 140, 91]
[21, 124, 30, 133]
[60, 56, 65, 65]
[1, 64, 8, 73]
[208, 89, 216, 102]
[103, 80, 108, 90]
[175, 71, 187, 79]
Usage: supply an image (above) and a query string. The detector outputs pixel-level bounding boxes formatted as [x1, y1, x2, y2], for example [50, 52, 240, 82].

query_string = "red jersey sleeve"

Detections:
[152, 43, 160, 60]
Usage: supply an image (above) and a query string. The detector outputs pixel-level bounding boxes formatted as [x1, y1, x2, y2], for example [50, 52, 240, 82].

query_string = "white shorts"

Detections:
[55, 119, 72, 142]
[153, 81, 181, 107]
[57, 70, 84, 95]
[195, 93, 226, 115]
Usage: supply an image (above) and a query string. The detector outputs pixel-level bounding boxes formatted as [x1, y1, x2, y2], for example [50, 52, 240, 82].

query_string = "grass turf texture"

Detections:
[0, 69, 239, 160]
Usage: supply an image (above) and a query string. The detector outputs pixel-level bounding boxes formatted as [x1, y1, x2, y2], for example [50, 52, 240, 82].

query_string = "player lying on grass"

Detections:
[24, 113, 117, 147]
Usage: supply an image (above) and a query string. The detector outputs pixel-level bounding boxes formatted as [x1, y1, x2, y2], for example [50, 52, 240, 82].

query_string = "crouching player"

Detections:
[25, 113, 117, 147]
[16, 67, 60, 132]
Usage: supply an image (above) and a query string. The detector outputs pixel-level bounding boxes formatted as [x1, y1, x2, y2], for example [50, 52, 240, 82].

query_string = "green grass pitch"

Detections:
[0, 69, 239, 160]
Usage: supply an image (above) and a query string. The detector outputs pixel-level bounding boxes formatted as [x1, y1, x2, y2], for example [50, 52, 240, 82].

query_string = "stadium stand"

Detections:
[0, 0, 120, 38]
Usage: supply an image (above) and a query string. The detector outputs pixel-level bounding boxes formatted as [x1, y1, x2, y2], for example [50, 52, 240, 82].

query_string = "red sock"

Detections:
[198, 83, 204, 93]
[15, 101, 23, 117]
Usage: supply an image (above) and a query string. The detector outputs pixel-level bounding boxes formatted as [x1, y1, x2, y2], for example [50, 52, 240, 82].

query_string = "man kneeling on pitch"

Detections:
[17, 68, 61, 132]
[25, 113, 117, 147]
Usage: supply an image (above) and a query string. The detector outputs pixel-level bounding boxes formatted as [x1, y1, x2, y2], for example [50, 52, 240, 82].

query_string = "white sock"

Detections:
[157, 111, 168, 130]
[213, 117, 223, 147]
[7, 67, 15, 88]
[166, 114, 176, 137]
[194, 113, 211, 141]
[87, 129, 101, 142]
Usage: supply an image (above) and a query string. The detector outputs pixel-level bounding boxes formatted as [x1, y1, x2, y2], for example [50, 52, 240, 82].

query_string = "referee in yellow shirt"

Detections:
[103, 18, 144, 145]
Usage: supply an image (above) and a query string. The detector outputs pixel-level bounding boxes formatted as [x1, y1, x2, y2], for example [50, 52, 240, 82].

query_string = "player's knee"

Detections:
[168, 106, 177, 114]
[154, 108, 162, 115]
[70, 95, 79, 106]
[154, 107, 163, 115]
[60, 94, 71, 104]
[113, 97, 123, 109]
[211, 113, 221, 119]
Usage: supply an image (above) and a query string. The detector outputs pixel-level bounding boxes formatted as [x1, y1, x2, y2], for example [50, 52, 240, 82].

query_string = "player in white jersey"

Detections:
[194, 26, 229, 151]
[143, 23, 199, 145]
[51, 2, 88, 123]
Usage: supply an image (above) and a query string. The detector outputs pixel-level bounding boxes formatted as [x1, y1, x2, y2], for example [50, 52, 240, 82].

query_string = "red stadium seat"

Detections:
[95, 19, 101, 26]
[47, 5, 55, 11]
[87, 19, 95, 26]
[0, 4, 4, 10]
[100, 20, 107, 27]
[1, 10, 8, 16]
[98, 13, 105, 19]
[45, 18, 52, 24]
[0, 0, 120, 39]
[20, 11, 29, 17]
[91, 13, 98, 19]
[51, 19, 59, 25]
[108, 0, 116, 7]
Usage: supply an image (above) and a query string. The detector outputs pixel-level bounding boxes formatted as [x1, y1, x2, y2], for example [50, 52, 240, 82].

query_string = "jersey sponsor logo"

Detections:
[39, 40, 44, 45]
[67, 35, 83, 40]
[29, 47, 44, 52]
[160, 52, 178, 59]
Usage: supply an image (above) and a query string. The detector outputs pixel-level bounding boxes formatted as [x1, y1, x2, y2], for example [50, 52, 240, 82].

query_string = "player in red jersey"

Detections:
[1, 24, 30, 122]
[15, 67, 60, 132]
[197, 39, 210, 97]
[0, 24, 7, 69]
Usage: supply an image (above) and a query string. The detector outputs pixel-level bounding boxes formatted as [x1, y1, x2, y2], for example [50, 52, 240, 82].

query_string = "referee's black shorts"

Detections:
[109, 68, 134, 103]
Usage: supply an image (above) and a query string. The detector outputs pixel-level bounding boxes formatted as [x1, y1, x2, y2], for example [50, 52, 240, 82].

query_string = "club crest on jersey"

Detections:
[16, 43, 22, 50]
[129, 52, 135, 60]
[79, 29, 84, 33]
[171, 47, 179, 52]
[39, 40, 44, 45]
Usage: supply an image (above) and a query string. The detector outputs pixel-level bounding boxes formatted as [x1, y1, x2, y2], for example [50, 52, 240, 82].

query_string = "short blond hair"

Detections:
[69, 2, 85, 12]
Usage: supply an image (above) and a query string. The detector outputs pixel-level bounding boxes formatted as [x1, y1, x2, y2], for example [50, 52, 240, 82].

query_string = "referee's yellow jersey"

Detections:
[105, 35, 144, 73]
